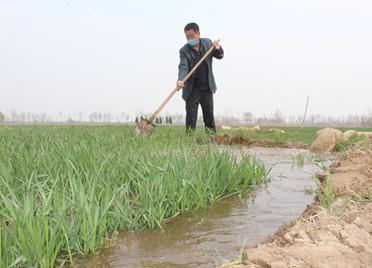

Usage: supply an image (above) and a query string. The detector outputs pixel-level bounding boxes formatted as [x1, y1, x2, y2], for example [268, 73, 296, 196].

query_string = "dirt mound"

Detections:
[310, 127, 344, 152]
[213, 134, 255, 146]
[221, 138, 372, 268]
[359, 132, 372, 138]
[310, 128, 372, 153]
[237, 201, 372, 268]
[213, 134, 307, 149]
[330, 142, 372, 197]
[344, 130, 359, 140]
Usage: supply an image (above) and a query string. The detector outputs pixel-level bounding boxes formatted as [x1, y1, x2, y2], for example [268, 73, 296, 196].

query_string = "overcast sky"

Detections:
[1, 0, 371, 119]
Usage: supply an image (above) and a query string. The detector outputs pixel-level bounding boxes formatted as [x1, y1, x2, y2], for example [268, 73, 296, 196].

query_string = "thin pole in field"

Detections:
[301, 96, 310, 130]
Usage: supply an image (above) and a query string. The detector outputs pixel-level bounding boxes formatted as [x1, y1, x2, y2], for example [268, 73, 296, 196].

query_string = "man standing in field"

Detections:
[176, 22, 224, 134]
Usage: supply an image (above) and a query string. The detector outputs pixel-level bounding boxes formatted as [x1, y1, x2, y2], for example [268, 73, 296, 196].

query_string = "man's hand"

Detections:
[213, 39, 221, 50]
[177, 80, 184, 90]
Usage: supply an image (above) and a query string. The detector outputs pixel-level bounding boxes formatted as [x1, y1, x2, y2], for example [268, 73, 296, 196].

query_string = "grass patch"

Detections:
[335, 135, 366, 152]
[291, 153, 306, 167]
[0, 125, 269, 267]
[314, 173, 336, 208]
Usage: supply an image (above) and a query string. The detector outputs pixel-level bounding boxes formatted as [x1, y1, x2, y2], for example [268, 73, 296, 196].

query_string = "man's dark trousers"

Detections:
[185, 88, 216, 133]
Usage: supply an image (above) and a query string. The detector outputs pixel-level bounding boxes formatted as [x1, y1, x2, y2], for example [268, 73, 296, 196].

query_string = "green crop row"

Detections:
[0, 125, 269, 267]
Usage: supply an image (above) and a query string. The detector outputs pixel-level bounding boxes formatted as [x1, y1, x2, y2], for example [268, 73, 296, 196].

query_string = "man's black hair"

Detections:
[184, 22, 199, 33]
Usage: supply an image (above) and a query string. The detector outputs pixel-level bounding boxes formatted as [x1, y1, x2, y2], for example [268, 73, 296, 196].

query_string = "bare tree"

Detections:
[273, 109, 286, 124]
[243, 112, 253, 124]
[0, 112, 5, 122]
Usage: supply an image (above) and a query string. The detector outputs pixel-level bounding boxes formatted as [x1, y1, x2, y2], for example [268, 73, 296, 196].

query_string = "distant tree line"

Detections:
[1, 110, 372, 127]
[134, 116, 173, 125]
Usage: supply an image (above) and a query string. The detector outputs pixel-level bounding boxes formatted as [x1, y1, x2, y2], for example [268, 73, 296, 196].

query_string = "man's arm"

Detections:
[212, 40, 224, 59]
[178, 50, 189, 81]
[177, 49, 189, 89]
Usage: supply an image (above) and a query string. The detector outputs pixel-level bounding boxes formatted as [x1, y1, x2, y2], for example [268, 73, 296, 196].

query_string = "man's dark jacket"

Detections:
[178, 38, 224, 101]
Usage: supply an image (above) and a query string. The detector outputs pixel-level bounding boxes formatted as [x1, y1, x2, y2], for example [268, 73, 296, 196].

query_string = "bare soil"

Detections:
[212, 134, 308, 149]
[221, 138, 372, 268]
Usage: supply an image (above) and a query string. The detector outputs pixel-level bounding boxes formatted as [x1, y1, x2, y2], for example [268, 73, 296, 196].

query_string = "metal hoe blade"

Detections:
[135, 118, 156, 135]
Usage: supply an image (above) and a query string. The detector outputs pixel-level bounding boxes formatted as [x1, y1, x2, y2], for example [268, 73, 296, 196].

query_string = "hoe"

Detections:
[136, 40, 219, 135]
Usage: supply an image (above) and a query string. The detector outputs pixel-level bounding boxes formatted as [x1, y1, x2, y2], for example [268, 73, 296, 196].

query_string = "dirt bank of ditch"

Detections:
[210, 134, 308, 149]
[221, 138, 372, 268]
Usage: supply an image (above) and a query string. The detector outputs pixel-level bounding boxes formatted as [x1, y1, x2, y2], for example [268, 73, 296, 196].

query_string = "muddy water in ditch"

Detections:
[76, 147, 331, 268]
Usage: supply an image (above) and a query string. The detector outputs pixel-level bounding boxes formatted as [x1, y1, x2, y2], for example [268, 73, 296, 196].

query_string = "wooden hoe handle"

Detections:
[148, 41, 219, 122]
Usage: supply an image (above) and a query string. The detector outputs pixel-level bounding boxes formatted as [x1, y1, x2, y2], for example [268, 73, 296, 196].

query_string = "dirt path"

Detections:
[221, 138, 372, 268]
